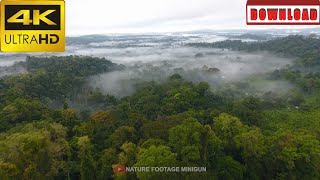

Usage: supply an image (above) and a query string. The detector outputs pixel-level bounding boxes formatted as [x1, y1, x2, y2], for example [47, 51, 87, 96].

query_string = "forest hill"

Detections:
[1, 36, 320, 179]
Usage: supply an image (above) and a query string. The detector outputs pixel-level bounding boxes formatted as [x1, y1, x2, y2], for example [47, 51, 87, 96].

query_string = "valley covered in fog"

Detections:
[0, 31, 303, 97]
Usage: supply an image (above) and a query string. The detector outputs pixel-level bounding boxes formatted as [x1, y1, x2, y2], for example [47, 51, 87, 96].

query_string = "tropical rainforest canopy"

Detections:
[0, 35, 320, 179]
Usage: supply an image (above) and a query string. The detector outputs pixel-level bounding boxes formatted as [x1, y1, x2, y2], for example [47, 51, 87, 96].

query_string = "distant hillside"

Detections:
[188, 35, 320, 67]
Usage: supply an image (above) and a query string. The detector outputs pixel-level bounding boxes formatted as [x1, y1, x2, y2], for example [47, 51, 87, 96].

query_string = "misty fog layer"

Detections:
[87, 47, 292, 97]
[0, 33, 294, 96]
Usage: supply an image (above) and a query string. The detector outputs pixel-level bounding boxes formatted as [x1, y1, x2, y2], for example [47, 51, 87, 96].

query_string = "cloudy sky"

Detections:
[66, 0, 318, 35]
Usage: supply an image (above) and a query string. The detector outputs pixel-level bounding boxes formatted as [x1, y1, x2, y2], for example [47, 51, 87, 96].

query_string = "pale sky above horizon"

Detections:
[66, 0, 319, 35]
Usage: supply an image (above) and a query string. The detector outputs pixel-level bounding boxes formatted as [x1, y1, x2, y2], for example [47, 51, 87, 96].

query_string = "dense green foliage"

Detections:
[1, 56, 120, 100]
[1, 36, 320, 179]
[0, 56, 121, 130]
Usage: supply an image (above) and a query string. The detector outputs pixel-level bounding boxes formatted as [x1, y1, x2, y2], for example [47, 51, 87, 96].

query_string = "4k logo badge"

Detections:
[0, 0, 65, 52]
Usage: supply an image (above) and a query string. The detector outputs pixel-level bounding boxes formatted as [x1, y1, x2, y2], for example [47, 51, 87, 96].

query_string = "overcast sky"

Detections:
[66, 0, 318, 35]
